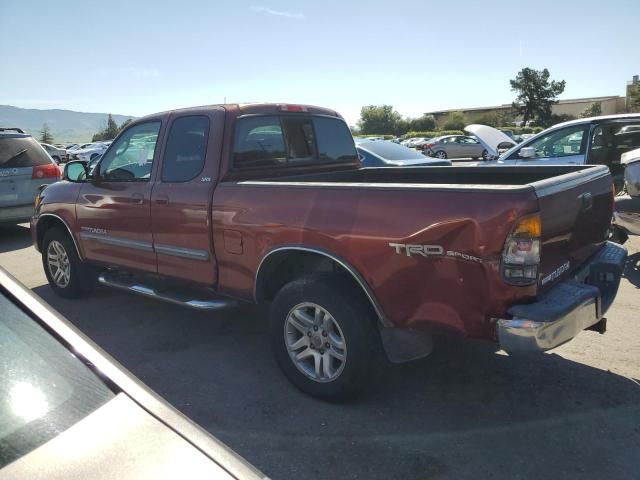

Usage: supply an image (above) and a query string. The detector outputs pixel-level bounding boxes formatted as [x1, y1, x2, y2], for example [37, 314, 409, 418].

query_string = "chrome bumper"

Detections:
[498, 242, 627, 354]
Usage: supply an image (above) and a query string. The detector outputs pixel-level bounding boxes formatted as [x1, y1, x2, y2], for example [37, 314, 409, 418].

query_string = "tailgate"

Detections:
[534, 166, 613, 293]
[0, 167, 35, 207]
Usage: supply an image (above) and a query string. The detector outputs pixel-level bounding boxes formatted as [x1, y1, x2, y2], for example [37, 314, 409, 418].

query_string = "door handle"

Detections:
[131, 193, 144, 205]
[155, 194, 169, 205]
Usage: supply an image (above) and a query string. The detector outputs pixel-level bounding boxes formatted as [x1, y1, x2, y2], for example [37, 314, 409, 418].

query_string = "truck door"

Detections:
[76, 121, 161, 272]
[515, 125, 588, 166]
[150, 111, 222, 285]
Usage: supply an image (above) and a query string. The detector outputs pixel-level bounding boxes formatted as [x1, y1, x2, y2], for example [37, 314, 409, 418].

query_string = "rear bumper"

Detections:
[0, 204, 35, 224]
[497, 242, 627, 354]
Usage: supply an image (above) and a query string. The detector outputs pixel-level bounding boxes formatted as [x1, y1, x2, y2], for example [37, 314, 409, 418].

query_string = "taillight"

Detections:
[426, 143, 434, 149]
[32, 163, 61, 180]
[277, 104, 308, 112]
[502, 213, 541, 285]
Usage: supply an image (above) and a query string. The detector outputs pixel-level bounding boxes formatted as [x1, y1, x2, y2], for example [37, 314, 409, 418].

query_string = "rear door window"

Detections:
[0, 137, 52, 168]
[161, 115, 209, 182]
[232, 115, 356, 170]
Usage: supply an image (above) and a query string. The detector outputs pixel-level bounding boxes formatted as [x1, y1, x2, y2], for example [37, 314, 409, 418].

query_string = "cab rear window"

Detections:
[232, 115, 357, 170]
[0, 137, 52, 168]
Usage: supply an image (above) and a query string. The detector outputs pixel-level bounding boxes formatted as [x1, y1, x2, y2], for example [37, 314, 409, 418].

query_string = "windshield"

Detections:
[0, 291, 115, 467]
[361, 141, 425, 160]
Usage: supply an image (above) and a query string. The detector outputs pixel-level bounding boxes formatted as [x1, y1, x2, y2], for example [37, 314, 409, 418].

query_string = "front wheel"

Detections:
[42, 227, 90, 298]
[270, 273, 379, 401]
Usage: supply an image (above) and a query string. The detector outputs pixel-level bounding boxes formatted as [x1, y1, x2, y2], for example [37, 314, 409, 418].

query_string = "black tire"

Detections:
[481, 149, 489, 160]
[270, 273, 379, 402]
[42, 227, 91, 298]
[609, 226, 629, 245]
[434, 150, 447, 159]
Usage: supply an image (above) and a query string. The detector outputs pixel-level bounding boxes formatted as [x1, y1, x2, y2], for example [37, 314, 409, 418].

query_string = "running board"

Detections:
[97, 272, 236, 311]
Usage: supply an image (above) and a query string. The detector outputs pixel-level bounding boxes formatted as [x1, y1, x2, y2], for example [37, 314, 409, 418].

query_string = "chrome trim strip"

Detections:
[155, 243, 209, 261]
[37, 213, 83, 260]
[254, 246, 391, 327]
[79, 232, 154, 252]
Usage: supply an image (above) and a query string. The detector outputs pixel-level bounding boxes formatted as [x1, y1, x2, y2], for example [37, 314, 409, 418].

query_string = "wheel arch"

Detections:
[254, 246, 391, 327]
[36, 213, 83, 260]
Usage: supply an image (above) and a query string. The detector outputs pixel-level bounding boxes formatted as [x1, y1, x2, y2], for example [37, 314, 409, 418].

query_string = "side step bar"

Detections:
[98, 272, 236, 311]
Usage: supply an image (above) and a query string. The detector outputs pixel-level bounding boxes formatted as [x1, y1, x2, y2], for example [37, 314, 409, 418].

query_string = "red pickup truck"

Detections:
[32, 103, 627, 400]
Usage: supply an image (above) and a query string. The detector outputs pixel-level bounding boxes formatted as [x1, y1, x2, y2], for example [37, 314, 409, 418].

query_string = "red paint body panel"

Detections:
[211, 183, 539, 339]
[32, 103, 615, 343]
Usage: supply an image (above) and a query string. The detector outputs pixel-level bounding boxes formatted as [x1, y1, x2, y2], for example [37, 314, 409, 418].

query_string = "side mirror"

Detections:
[63, 161, 88, 182]
[519, 147, 536, 159]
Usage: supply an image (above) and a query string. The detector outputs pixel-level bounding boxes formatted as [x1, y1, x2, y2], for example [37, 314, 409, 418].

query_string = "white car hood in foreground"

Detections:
[464, 124, 516, 158]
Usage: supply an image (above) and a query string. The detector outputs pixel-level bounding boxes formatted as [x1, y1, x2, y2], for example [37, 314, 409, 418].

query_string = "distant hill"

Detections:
[0, 105, 136, 143]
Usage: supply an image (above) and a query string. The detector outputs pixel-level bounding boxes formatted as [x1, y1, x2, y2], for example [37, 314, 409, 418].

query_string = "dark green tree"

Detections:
[39, 123, 54, 144]
[357, 105, 402, 135]
[550, 113, 577, 125]
[510, 68, 566, 125]
[408, 114, 436, 132]
[629, 83, 640, 112]
[580, 102, 602, 118]
[119, 118, 133, 131]
[442, 111, 466, 130]
[103, 114, 119, 139]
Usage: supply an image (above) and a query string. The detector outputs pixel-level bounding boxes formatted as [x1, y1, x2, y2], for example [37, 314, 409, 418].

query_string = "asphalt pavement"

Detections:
[1, 224, 639, 479]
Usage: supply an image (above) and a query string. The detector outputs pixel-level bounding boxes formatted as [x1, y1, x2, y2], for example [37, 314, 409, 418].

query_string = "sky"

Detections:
[0, 0, 638, 125]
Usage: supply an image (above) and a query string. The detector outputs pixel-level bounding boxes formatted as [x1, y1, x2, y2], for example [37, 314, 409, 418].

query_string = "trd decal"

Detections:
[389, 243, 482, 263]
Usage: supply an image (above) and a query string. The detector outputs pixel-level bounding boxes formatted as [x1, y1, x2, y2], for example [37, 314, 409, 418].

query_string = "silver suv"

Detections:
[0, 128, 60, 224]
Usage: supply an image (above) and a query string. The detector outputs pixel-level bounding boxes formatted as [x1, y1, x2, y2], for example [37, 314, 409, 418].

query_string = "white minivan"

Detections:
[468, 114, 640, 184]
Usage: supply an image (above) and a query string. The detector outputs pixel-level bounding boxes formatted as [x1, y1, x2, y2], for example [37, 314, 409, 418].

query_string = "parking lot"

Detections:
[1, 223, 639, 479]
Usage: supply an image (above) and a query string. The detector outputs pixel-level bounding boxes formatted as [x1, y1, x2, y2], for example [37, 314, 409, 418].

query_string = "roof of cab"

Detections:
[132, 103, 343, 123]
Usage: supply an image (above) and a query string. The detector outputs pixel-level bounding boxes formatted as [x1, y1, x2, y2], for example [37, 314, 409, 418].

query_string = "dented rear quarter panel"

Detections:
[211, 182, 540, 340]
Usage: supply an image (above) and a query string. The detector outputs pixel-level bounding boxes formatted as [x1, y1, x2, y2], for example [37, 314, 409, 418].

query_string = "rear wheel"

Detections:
[270, 273, 379, 401]
[42, 227, 91, 298]
[434, 151, 447, 159]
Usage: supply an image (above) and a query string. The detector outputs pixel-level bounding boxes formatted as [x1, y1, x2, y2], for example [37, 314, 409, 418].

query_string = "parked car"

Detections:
[424, 135, 489, 160]
[0, 267, 264, 479]
[412, 138, 433, 150]
[0, 128, 60, 224]
[356, 139, 451, 167]
[468, 114, 640, 188]
[32, 103, 625, 401]
[67, 142, 109, 162]
[40, 143, 68, 163]
[402, 137, 429, 148]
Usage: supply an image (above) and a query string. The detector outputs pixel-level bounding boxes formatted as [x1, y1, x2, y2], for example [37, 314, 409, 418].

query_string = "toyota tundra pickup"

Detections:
[31, 103, 627, 401]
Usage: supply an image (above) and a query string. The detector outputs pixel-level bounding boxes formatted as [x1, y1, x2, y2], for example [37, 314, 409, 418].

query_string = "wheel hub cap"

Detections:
[47, 240, 71, 288]
[284, 302, 347, 382]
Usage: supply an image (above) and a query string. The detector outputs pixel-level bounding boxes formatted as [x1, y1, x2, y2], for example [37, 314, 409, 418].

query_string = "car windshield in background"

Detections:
[362, 141, 426, 160]
[0, 137, 52, 168]
[0, 291, 115, 468]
